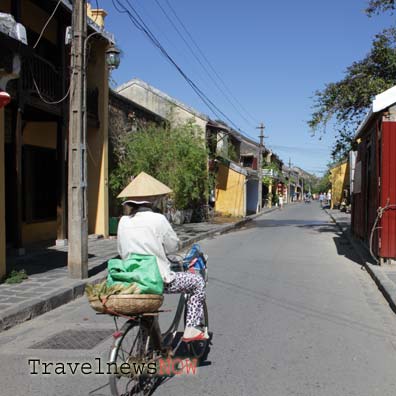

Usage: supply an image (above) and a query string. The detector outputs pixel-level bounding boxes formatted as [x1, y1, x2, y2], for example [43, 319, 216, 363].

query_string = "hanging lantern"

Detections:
[0, 91, 11, 108]
[105, 45, 121, 70]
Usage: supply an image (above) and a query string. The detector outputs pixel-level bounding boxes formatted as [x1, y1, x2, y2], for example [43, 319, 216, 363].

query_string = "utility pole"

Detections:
[256, 122, 266, 212]
[68, 0, 88, 278]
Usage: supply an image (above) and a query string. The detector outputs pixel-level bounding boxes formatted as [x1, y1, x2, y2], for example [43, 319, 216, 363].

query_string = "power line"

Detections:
[154, 0, 255, 127]
[163, 0, 258, 126]
[33, 0, 63, 49]
[112, 0, 256, 141]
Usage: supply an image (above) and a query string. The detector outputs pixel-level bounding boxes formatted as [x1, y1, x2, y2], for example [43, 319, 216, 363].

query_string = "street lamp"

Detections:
[105, 45, 121, 70]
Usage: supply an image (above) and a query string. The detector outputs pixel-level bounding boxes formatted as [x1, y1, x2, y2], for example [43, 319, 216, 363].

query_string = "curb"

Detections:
[324, 209, 396, 315]
[0, 272, 105, 332]
[0, 208, 275, 332]
[179, 207, 277, 249]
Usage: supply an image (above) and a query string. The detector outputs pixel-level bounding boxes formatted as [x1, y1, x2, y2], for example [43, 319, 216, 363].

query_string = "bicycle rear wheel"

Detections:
[184, 300, 209, 359]
[108, 319, 155, 396]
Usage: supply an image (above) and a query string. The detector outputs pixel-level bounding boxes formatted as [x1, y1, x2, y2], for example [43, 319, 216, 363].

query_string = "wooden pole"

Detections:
[68, 0, 88, 278]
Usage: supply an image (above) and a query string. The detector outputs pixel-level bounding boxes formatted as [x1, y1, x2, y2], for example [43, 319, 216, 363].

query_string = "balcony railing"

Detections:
[22, 53, 62, 103]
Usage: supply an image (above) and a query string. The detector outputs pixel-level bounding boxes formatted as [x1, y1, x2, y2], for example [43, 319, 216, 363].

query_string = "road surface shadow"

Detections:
[296, 223, 374, 267]
[210, 276, 396, 339]
[254, 219, 332, 228]
[6, 250, 111, 277]
[88, 332, 213, 396]
[140, 331, 213, 396]
[253, 219, 365, 266]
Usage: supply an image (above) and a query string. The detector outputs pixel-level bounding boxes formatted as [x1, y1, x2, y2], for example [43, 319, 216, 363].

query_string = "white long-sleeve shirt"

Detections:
[117, 210, 180, 283]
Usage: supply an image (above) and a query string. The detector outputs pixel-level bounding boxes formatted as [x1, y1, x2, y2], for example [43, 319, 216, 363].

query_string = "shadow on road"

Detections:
[88, 333, 213, 396]
[210, 276, 395, 339]
[254, 219, 364, 267]
[296, 223, 364, 267]
[6, 249, 113, 277]
[254, 219, 331, 228]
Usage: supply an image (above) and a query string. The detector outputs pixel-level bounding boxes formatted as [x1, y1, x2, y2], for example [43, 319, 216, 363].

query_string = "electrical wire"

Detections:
[31, 0, 69, 104]
[162, 0, 258, 126]
[369, 199, 396, 265]
[112, 0, 256, 141]
[33, 0, 63, 49]
[29, 63, 72, 105]
[32, 77, 71, 105]
[153, 0, 255, 127]
[31, 0, 102, 106]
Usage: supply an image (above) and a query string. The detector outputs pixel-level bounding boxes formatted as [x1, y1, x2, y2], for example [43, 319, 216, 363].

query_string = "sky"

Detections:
[103, 0, 394, 176]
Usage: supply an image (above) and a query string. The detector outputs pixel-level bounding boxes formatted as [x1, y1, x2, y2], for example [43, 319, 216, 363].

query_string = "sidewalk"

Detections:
[325, 208, 396, 315]
[0, 208, 275, 332]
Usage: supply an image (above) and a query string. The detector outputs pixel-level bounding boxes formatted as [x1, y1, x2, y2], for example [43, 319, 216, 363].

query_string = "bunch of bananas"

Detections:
[85, 281, 141, 298]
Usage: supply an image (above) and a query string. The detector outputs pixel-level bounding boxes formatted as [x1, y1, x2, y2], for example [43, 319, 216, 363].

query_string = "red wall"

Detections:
[380, 121, 396, 258]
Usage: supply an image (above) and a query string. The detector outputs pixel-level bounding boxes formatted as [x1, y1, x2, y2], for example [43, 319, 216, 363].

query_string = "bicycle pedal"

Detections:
[161, 346, 173, 357]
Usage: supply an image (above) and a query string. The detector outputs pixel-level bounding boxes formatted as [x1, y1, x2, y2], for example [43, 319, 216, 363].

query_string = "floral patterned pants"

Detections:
[164, 272, 205, 327]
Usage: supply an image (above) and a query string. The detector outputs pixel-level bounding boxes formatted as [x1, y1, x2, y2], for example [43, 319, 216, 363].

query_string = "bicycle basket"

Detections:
[88, 294, 163, 315]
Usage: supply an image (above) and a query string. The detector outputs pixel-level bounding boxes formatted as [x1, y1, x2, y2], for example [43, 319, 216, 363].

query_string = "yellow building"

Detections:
[0, 0, 114, 279]
[329, 160, 350, 209]
[215, 161, 247, 217]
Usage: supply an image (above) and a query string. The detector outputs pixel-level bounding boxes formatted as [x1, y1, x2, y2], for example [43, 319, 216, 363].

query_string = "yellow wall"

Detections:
[215, 163, 246, 217]
[22, 221, 57, 244]
[22, 122, 57, 243]
[87, 4, 107, 28]
[23, 122, 57, 148]
[0, 109, 6, 278]
[87, 40, 109, 237]
[330, 162, 349, 209]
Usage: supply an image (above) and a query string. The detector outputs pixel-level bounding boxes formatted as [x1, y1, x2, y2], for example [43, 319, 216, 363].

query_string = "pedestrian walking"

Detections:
[278, 194, 284, 210]
[327, 191, 332, 208]
[319, 192, 324, 207]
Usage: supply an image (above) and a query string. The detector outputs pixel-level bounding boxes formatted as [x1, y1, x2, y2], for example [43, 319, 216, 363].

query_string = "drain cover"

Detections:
[29, 329, 112, 350]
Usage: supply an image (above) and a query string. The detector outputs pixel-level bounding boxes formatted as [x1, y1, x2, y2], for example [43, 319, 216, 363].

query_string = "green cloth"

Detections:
[107, 254, 163, 295]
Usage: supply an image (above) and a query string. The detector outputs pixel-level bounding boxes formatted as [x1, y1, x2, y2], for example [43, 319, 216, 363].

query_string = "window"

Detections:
[23, 145, 57, 222]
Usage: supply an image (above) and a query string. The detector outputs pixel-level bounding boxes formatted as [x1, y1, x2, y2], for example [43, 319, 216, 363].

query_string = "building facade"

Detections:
[351, 85, 396, 263]
[0, 0, 114, 278]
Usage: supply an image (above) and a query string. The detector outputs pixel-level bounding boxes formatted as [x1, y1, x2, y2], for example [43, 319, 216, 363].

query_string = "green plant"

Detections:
[216, 141, 239, 162]
[4, 269, 28, 284]
[110, 121, 209, 210]
[262, 162, 284, 187]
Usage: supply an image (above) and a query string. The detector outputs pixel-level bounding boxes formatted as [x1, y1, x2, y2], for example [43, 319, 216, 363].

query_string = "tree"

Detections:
[308, 0, 396, 159]
[308, 27, 396, 159]
[109, 121, 209, 210]
[311, 172, 331, 195]
[366, 0, 396, 15]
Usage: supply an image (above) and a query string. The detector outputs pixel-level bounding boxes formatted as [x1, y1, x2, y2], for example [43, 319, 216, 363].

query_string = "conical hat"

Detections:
[117, 172, 172, 199]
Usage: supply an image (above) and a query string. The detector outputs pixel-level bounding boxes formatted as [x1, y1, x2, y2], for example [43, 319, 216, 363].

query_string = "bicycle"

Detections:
[107, 252, 209, 396]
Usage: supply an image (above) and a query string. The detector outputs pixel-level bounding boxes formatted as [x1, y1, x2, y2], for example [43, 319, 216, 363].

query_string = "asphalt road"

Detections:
[1, 203, 396, 396]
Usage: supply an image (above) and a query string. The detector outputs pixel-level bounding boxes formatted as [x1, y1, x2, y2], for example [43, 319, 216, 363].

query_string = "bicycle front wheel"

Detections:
[108, 319, 155, 396]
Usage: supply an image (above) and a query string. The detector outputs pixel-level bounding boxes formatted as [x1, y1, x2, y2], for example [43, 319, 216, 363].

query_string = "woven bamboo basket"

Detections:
[88, 294, 164, 315]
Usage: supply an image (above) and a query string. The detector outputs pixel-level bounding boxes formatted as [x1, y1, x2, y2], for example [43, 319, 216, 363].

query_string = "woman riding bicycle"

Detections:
[117, 172, 208, 343]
